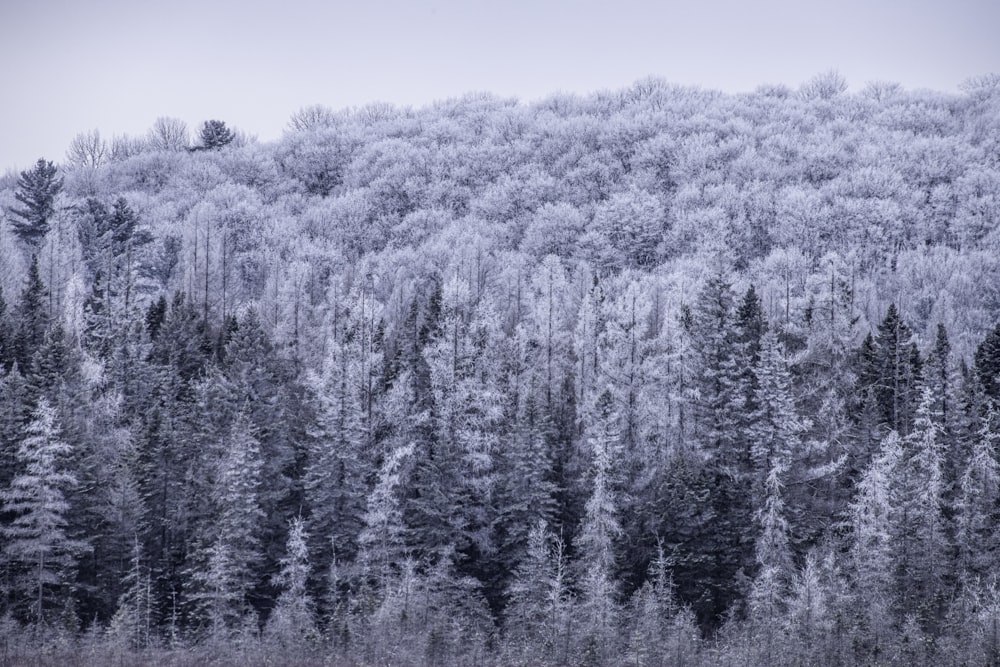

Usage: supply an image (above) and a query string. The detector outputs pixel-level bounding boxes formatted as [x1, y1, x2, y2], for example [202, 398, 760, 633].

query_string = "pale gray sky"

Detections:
[2, 0, 998, 172]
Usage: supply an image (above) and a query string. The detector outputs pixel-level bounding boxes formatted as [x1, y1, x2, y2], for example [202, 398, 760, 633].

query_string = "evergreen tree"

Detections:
[0, 364, 31, 493]
[7, 158, 62, 249]
[849, 431, 902, 656]
[196, 120, 235, 150]
[749, 330, 805, 507]
[685, 272, 754, 624]
[358, 442, 414, 585]
[735, 284, 767, 418]
[1, 399, 87, 623]
[191, 540, 240, 639]
[747, 456, 792, 664]
[491, 392, 558, 600]
[264, 517, 317, 647]
[504, 521, 573, 665]
[13, 256, 49, 370]
[861, 304, 922, 435]
[0, 287, 12, 369]
[927, 323, 959, 436]
[145, 294, 168, 341]
[955, 406, 1000, 579]
[784, 552, 838, 666]
[504, 520, 555, 654]
[624, 548, 697, 667]
[213, 411, 265, 612]
[303, 337, 366, 581]
[108, 537, 155, 649]
[897, 387, 948, 622]
[976, 323, 1000, 402]
[690, 273, 745, 464]
[576, 390, 621, 663]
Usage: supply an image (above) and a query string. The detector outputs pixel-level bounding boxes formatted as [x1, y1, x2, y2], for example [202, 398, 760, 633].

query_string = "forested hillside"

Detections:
[2, 72, 1000, 665]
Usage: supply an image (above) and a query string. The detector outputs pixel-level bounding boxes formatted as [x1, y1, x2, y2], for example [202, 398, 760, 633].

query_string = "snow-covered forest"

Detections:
[2, 72, 1000, 665]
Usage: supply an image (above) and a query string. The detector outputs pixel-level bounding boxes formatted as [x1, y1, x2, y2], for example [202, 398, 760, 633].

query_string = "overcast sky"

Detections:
[2, 0, 998, 173]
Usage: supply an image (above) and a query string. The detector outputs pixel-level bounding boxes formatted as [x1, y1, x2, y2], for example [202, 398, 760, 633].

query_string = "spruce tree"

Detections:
[867, 304, 922, 435]
[108, 537, 155, 649]
[264, 517, 317, 647]
[849, 431, 902, 655]
[897, 387, 948, 621]
[0, 287, 12, 369]
[784, 552, 838, 666]
[975, 323, 1000, 401]
[213, 411, 265, 611]
[13, 256, 48, 370]
[359, 442, 414, 585]
[303, 338, 365, 564]
[0, 364, 31, 493]
[955, 406, 1000, 579]
[1, 399, 87, 623]
[686, 271, 754, 624]
[504, 520, 572, 664]
[576, 390, 621, 663]
[749, 330, 805, 507]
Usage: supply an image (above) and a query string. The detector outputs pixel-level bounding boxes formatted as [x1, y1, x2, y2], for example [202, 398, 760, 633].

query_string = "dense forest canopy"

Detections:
[1, 73, 1000, 665]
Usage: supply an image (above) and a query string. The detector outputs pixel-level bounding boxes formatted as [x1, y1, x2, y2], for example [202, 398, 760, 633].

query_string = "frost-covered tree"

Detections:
[147, 117, 189, 151]
[576, 391, 622, 662]
[897, 387, 948, 620]
[213, 411, 265, 606]
[504, 520, 573, 664]
[783, 552, 839, 666]
[264, 517, 317, 648]
[303, 308, 367, 576]
[358, 442, 414, 585]
[108, 537, 155, 649]
[955, 406, 1000, 578]
[189, 410, 264, 629]
[747, 455, 792, 663]
[191, 540, 240, 639]
[749, 330, 805, 504]
[1, 399, 87, 623]
[849, 430, 902, 653]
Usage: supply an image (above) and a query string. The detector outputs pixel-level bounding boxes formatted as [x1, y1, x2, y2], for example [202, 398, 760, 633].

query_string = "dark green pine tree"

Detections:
[974, 323, 1000, 402]
[895, 388, 948, 621]
[736, 285, 767, 412]
[684, 272, 755, 626]
[0, 364, 31, 496]
[490, 392, 558, 606]
[28, 321, 72, 395]
[13, 256, 49, 370]
[955, 406, 1000, 580]
[223, 308, 299, 572]
[14, 256, 49, 368]
[144, 294, 168, 341]
[7, 158, 62, 249]
[302, 326, 367, 598]
[1, 399, 88, 624]
[925, 324, 964, 493]
[137, 293, 212, 617]
[858, 304, 923, 436]
[196, 120, 235, 150]
[0, 287, 13, 369]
